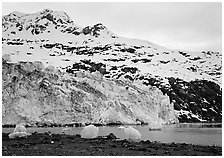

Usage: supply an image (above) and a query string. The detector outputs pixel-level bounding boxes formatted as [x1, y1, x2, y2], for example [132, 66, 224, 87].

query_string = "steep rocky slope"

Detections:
[2, 9, 222, 123]
[2, 59, 177, 126]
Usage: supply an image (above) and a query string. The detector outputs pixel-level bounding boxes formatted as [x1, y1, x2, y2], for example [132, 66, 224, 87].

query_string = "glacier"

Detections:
[2, 60, 178, 126]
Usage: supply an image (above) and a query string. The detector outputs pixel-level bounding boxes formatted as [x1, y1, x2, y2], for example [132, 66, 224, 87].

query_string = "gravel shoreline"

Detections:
[2, 132, 222, 156]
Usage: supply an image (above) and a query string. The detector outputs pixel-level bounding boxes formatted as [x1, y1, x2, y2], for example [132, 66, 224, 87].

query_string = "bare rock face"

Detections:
[2, 60, 178, 126]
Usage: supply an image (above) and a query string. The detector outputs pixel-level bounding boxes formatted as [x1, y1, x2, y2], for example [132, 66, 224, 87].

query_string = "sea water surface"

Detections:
[3, 123, 222, 146]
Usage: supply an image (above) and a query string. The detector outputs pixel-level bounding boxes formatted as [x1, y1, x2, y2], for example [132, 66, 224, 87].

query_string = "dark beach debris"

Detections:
[106, 133, 117, 140]
[2, 132, 222, 156]
[75, 134, 81, 137]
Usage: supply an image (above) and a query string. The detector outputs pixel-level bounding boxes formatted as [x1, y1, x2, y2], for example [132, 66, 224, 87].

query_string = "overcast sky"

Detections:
[2, 2, 222, 52]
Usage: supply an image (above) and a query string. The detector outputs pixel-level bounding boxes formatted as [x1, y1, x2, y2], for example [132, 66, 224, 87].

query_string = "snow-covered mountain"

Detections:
[2, 9, 222, 125]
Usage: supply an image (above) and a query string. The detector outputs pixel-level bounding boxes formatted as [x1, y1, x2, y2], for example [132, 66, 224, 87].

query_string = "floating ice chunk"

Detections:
[2, 54, 11, 62]
[13, 123, 27, 133]
[9, 123, 31, 139]
[148, 122, 163, 131]
[118, 126, 141, 141]
[81, 125, 99, 139]
[62, 126, 72, 131]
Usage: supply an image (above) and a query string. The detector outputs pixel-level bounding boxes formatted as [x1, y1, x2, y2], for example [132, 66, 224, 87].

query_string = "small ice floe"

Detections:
[62, 126, 72, 131]
[148, 122, 163, 131]
[118, 126, 141, 142]
[80, 125, 99, 139]
[8, 123, 31, 139]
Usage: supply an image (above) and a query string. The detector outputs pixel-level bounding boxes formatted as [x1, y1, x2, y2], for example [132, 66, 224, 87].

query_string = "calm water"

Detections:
[2, 123, 222, 146]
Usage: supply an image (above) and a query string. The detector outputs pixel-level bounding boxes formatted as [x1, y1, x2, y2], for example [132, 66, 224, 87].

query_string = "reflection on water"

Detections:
[2, 123, 222, 146]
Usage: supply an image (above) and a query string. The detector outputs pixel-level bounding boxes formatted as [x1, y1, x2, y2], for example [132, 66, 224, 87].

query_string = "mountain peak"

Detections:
[37, 8, 73, 24]
[40, 8, 53, 14]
